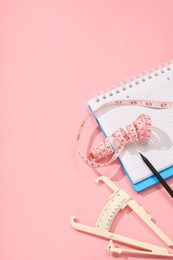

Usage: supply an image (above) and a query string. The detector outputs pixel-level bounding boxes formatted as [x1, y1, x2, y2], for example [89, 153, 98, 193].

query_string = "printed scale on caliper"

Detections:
[71, 176, 173, 257]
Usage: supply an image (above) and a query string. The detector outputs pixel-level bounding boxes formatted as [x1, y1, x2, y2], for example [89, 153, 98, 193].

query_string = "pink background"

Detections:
[1, 0, 173, 259]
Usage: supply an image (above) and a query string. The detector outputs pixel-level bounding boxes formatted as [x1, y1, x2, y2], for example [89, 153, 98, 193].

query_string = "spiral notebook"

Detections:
[88, 62, 173, 192]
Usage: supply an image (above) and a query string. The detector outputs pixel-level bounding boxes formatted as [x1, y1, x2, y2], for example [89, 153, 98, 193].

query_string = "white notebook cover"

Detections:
[88, 62, 173, 184]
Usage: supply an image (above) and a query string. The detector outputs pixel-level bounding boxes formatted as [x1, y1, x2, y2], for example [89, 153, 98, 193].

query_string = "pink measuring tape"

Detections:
[77, 99, 173, 168]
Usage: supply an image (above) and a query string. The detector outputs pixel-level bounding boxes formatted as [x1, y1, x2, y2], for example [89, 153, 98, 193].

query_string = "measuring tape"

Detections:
[77, 99, 173, 168]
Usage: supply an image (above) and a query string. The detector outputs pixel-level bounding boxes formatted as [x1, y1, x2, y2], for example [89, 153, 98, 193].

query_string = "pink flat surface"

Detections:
[1, 0, 173, 259]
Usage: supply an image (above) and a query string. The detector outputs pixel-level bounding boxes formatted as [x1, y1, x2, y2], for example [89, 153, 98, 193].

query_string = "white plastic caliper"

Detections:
[71, 176, 173, 257]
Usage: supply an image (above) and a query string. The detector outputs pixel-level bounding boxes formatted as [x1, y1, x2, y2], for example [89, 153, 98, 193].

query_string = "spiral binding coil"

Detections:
[94, 60, 173, 103]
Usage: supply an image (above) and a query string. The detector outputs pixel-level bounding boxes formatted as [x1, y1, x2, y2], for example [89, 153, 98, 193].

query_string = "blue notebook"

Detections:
[88, 62, 173, 192]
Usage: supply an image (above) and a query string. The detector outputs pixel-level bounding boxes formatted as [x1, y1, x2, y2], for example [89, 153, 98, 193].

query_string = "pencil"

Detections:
[139, 153, 173, 198]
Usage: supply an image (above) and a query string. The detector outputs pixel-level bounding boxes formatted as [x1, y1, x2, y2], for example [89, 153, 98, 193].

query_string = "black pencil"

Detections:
[139, 153, 173, 198]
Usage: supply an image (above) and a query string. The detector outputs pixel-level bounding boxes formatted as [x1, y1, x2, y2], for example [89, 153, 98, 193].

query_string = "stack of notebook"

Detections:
[88, 62, 173, 192]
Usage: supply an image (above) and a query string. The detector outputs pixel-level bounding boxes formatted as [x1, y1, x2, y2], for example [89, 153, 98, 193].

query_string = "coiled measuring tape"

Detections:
[77, 99, 173, 168]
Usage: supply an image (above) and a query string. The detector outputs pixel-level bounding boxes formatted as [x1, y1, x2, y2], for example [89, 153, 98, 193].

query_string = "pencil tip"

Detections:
[139, 152, 145, 160]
